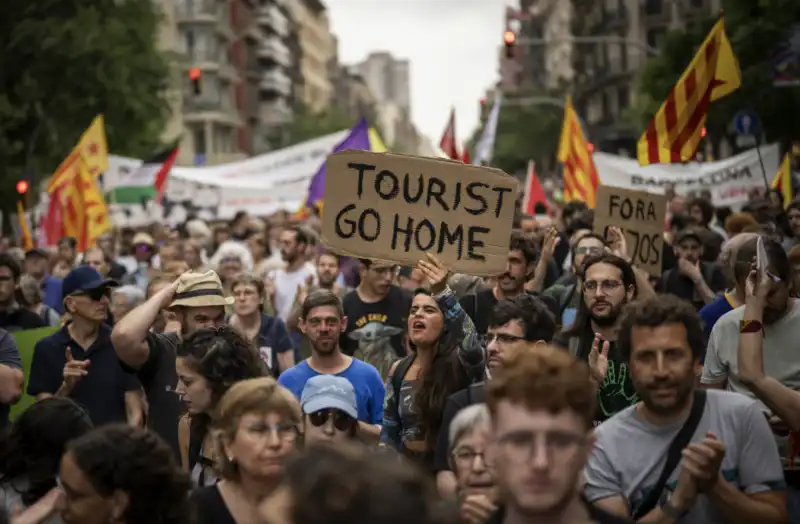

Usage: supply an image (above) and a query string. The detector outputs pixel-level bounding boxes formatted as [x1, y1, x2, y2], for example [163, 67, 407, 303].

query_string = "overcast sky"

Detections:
[325, 0, 508, 145]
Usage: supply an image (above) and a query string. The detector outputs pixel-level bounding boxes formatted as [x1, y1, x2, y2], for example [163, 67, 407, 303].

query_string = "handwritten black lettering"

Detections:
[464, 182, 489, 215]
[452, 182, 462, 211]
[426, 177, 448, 211]
[403, 174, 424, 203]
[358, 209, 381, 241]
[391, 215, 414, 252]
[347, 163, 376, 199]
[414, 219, 436, 251]
[609, 194, 658, 222]
[438, 222, 464, 259]
[467, 226, 489, 261]
[491, 186, 513, 218]
[375, 170, 400, 200]
[334, 204, 358, 238]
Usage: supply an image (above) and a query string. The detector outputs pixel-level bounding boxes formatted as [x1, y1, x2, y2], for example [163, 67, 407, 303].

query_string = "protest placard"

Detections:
[321, 151, 519, 276]
[594, 185, 668, 276]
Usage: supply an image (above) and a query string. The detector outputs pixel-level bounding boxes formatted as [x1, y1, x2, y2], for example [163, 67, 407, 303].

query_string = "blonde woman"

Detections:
[190, 377, 300, 524]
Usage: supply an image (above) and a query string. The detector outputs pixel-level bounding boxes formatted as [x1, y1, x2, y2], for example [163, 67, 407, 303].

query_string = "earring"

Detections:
[228, 455, 235, 463]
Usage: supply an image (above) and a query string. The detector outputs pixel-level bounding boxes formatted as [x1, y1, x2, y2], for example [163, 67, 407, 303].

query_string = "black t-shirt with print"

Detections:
[459, 289, 560, 336]
[341, 286, 412, 358]
[487, 502, 631, 524]
[553, 327, 639, 423]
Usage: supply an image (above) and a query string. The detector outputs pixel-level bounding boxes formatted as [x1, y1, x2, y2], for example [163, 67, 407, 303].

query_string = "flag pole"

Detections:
[752, 116, 771, 190]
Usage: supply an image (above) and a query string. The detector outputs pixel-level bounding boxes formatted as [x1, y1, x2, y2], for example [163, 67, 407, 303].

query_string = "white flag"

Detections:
[473, 92, 503, 165]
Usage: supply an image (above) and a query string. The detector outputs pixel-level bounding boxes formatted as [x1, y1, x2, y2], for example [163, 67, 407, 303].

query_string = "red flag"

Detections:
[461, 144, 471, 164]
[439, 108, 459, 160]
[522, 160, 548, 215]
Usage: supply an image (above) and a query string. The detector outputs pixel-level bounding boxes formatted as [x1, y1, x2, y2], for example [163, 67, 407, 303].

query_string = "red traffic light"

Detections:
[701, 127, 707, 138]
[480, 97, 487, 106]
[503, 30, 516, 45]
[587, 143, 595, 153]
[189, 67, 201, 80]
[16, 180, 29, 195]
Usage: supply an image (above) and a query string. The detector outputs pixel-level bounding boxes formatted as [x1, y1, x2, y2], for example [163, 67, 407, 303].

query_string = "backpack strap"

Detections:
[391, 355, 415, 405]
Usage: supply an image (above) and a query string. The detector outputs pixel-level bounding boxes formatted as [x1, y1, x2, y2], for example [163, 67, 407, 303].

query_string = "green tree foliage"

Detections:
[633, 0, 800, 149]
[279, 102, 355, 147]
[0, 0, 174, 204]
[469, 89, 564, 177]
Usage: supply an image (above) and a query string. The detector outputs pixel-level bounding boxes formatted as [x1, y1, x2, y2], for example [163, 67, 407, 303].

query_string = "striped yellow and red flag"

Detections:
[59, 155, 111, 251]
[771, 153, 793, 209]
[557, 96, 600, 208]
[16, 201, 34, 250]
[47, 115, 109, 194]
[637, 15, 741, 166]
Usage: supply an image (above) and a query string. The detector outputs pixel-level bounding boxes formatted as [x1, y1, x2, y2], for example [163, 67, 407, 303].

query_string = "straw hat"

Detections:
[168, 270, 234, 309]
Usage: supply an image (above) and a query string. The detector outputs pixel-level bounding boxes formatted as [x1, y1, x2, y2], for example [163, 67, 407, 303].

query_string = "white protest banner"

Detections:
[322, 151, 519, 276]
[593, 144, 779, 208]
[593, 186, 668, 276]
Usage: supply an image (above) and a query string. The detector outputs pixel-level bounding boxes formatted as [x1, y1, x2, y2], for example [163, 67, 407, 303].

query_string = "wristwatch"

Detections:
[660, 491, 690, 519]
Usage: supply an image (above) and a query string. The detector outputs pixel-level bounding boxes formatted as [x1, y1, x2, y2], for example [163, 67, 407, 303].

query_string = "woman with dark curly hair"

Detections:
[0, 397, 92, 523]
[382, 254, 484, 473]
[175, 325, 266, 487]
[58, 424, 192, 524]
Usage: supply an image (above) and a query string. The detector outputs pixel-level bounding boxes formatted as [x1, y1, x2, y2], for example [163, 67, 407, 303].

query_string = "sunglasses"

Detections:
[73, 287, 111, 302]
[308, 409, 356, 432]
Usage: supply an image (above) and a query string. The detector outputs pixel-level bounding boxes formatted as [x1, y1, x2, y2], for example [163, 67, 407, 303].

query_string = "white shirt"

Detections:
[269, 265, 318, 321]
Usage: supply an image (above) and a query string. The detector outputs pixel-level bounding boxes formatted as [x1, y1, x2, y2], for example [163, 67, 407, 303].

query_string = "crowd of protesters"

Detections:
[0, 185, 799, 523]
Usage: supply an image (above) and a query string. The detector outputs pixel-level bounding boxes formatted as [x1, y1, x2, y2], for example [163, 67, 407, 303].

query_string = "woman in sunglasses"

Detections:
[300, 375, 359, 445]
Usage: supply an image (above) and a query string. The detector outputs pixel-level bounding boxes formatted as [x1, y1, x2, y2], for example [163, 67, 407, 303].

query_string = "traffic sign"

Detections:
[732, 110, 761, 136]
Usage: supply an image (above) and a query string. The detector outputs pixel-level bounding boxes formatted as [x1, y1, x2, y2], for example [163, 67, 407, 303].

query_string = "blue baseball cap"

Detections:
[300, 375, 358, 419]
[62, 265, 119, 301]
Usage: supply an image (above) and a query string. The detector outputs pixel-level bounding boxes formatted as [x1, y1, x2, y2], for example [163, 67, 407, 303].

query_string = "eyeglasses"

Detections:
[497, 430, 586, 462]
[72, 287, 110, 302]
[575, 246, 604, 256]
[451, 447, 493, 469]
[308, 409, 356, 432]
[481, 333, 525, 346]
[582, 279, 622, 294]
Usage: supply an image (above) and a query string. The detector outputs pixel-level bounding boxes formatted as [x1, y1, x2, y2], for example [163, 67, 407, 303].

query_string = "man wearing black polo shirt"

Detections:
[27, 266, 142, 426]
[112, 270, 231, 459]
[0, 253, 46, 332]
[435, 294, 557, 497]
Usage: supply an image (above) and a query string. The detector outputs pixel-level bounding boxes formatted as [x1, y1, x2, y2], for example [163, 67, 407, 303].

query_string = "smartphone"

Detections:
[756, 236, 769, 283]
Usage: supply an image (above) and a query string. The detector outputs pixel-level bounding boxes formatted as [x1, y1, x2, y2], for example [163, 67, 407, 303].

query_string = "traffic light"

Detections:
[189, 67, 202, 95]
[16, 180, 29, 195]
[503, 30, 517, 59]
[480, 97, 486, 106]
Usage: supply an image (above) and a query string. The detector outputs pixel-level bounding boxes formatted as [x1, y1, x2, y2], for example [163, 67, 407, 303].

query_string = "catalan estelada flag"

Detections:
[771, 153, 793, 208]
[47, 115, 109, 193]
[637, 15, 741, 165]
[557, 96, 599, 208]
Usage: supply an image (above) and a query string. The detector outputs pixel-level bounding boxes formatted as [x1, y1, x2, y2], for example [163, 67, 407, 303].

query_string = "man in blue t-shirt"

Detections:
[279, 288, 384, 444]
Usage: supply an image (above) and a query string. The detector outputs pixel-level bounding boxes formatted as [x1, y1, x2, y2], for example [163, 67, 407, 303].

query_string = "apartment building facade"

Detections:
[287, 0, 335, 113]
[352, 52, 411, 114]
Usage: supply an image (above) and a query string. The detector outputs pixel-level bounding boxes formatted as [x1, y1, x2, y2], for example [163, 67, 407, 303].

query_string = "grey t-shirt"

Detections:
[584, 390, 785, 523]
[701, 299, 800, 404]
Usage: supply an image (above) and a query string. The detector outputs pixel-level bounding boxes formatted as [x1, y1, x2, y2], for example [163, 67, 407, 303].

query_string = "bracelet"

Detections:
[739, 319, 764, 334]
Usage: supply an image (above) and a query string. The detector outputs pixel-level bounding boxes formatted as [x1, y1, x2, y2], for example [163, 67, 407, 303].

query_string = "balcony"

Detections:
[176, 0, 232, 38]
[260, 98, 293, 126]
[257, 4, 289, 37]
[259, 69, 292, 96]
[257, 37, 291, 67]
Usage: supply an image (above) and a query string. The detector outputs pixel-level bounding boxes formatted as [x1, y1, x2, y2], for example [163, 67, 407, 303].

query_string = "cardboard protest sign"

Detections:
[593, 185, 668, 276]
[321, 151, 519, 276]
[10, 326, 59, 420]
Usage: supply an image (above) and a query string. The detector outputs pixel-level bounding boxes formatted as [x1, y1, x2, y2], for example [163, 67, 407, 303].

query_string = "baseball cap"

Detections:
[62, 266, 119, 301]
[24, 248, 49, 260]
[676, 228, 703, 244]
[300, 375, 358, 419]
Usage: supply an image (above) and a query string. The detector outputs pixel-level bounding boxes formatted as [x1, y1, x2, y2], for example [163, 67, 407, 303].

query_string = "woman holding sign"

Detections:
[381, 253, 484, 473]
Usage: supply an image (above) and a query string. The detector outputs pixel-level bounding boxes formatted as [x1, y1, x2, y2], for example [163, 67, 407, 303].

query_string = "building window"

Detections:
[645, 0, 662, 15]
[601, 92, 610, 120]
[618, 86, 629, 110]
[192, 126, 206, 155]
[690, 0, 704, 8]
[184, 29, 195, 58]
[646, 28, 666, 50]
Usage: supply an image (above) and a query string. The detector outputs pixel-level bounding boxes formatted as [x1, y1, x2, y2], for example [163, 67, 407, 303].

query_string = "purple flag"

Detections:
[304, 118, 371, 213]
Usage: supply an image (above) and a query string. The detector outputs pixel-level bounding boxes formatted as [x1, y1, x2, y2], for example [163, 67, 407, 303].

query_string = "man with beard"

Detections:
[267, 226, 317, 322]
[279, 289, 384, 444]
[553, 254, 639, 422]
[485, 344, 629, 524]
[587, 295, 786, 523]
[112, 270, 231, 458]
[459, 231, 542, 336]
